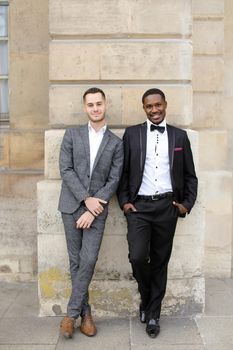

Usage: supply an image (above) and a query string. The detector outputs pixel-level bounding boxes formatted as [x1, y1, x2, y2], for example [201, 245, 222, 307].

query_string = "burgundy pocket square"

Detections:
[174, 147, 183, 151]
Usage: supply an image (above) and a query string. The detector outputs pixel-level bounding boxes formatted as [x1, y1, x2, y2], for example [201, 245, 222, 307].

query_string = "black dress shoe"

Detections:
[146, 319, 160, 338]
[139, 304, 146, 323]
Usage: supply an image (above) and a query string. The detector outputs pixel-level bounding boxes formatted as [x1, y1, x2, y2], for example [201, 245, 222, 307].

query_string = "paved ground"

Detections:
[0, 279, 232, 349]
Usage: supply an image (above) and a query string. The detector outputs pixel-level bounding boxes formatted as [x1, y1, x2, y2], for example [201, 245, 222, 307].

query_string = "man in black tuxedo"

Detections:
[117, 88, 197, 338]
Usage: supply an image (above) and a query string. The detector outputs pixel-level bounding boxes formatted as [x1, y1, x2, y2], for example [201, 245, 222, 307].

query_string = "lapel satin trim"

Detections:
[92, 128, 111, 173]
[80, 124, 90, 170]
[167, 124, 175, 168]
[140, 122, 147, 172]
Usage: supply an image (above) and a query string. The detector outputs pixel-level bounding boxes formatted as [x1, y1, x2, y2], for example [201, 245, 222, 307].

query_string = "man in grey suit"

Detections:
[59, 87, 123, 339]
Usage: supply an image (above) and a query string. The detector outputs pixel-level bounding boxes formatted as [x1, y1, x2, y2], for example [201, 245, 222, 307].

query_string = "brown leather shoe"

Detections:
[80, 314, 97, 337]
[60, 316, 75, 338]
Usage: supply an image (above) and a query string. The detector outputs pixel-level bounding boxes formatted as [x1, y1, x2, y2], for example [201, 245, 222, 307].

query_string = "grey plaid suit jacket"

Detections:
[58, 124, 124, 214]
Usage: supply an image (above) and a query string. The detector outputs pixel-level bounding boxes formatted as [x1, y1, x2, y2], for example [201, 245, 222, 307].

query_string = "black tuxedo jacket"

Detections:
[117, 122, 198, 215]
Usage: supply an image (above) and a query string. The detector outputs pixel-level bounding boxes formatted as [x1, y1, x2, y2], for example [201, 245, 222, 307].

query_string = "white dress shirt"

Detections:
[138, 119, 172, 195]
[88, 122, 106, 175]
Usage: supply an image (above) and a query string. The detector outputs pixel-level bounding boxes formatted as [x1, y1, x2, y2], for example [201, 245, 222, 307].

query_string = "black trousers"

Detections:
[126, 196, 178, 320]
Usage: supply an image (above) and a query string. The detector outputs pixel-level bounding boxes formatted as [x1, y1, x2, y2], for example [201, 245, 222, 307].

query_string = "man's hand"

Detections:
[173, 201, 188, 215]
[84, 197, 107, 216]
[76, 211, 95, 229]
[123, 203, 137, 215]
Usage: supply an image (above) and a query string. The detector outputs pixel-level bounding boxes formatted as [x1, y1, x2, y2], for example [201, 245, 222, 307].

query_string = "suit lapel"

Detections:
[92, 128, 111, 173]
[167, 124, 175, 169]
[80, 124, 90, 170]
[139, 122, 147, 172]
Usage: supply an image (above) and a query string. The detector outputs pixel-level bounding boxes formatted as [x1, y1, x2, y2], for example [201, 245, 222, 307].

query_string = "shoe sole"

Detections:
[80, 329, 97, 337]
[61, 331, 73, 339]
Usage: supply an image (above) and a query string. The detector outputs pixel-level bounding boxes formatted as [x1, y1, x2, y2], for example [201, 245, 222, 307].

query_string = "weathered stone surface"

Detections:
[193, 20, 224, 55]
[192, 0, 224, 16]
[201, 171, 232, 277]
[10, 54, 49, 129]
[49, 86, 123, 126]
[192, 92, 222, 128]
[50, 41, 192, 81]
[10, 0, 48, 53]
[9, 131, 44, 169]
[45, 130, 64, 179]
[50, 85, 192, 127]
[0, 132, 9, 168]
[198, 130, 228, 171]
[37, 180, 63, 234]
[50, 0, 191, 36]
[193, 57, 224, 92]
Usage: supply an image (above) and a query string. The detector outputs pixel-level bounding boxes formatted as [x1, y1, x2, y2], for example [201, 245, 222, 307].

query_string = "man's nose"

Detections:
[151, 105, 158, 113]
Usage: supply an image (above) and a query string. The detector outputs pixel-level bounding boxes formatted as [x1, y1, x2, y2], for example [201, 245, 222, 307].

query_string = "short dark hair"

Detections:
[83, 87, 106, 101]
[142, 88, 166, 104]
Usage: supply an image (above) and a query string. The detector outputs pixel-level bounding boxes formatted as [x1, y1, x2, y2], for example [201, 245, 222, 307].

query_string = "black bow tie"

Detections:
[150, 124, 165, 133]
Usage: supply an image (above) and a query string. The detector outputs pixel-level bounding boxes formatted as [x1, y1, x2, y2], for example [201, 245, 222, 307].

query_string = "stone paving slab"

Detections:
[0, 317, 59, 345]
[205, 278, 233, 316]
[56, 318, 130, 350]
[131, 316, 203, 347]
[0, 346, 56, 350]
[196, 316, 233, 346]
[0, 282, 23, 318]
[131, 345, 204, 350]
[3, 283, 39, 318]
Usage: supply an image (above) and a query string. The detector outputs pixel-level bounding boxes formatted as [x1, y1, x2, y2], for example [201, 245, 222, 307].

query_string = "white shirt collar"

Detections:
[147, 118, 167, 131]
[88, 121, 107, 134]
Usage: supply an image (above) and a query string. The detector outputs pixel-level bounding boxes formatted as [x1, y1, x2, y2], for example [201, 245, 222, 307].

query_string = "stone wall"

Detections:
[0, 0, 49, 280]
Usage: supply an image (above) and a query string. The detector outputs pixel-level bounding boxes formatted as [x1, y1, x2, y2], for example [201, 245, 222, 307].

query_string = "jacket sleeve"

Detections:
[59, 129, 90, 203]
[181, 132, 198, 213]
[117, 130, 131, 209]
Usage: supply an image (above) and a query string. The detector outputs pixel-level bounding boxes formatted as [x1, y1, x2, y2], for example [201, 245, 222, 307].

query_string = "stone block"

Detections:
[193, 57, 224, 92]
[49, 85, 192, 127]
[49, 86, 123, 126]
[10, 0, 48, 53]
[0, 132, 9, 168]
[50, 41, 192, 81]
[10, 54, 49, 129]
[50, 0, 191, 36]
[201, 171, 232, 277]
[44, 128, 199, 180]
[9, 131, 44, 169]
[0, 173, 43, 198]
[198, 131, 228, 171]
[37, 180, 63, 234]
[193, 20, 224, 55]
[45, 130, 64, 179]
[0, 258, 19, 274]
[192, 92, 222, 128]
[122, 85, 193, 127]
[192, 0, 224, 17]
[186, 129, 199, 172]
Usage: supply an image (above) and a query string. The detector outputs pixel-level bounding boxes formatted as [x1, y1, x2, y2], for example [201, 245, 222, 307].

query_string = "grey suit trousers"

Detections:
[62, 205, 108, 319]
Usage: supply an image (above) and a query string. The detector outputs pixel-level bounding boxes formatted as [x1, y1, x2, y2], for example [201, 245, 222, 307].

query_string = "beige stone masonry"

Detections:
[38, 230, 204, 316]
[193, 56, 224, 92]
[50, 0, 191, 37]
[9, 132, 44, 169]
[193, 0, 224, 17]
[192, 92, 222, 128]
[193, 20, 224, 55]
[10, 54, 49, 129]
[50, 85, 192, 127]
[50, 41, 192, 81]
[201, 171, 232, 277]
[198, 130, 228, 171]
